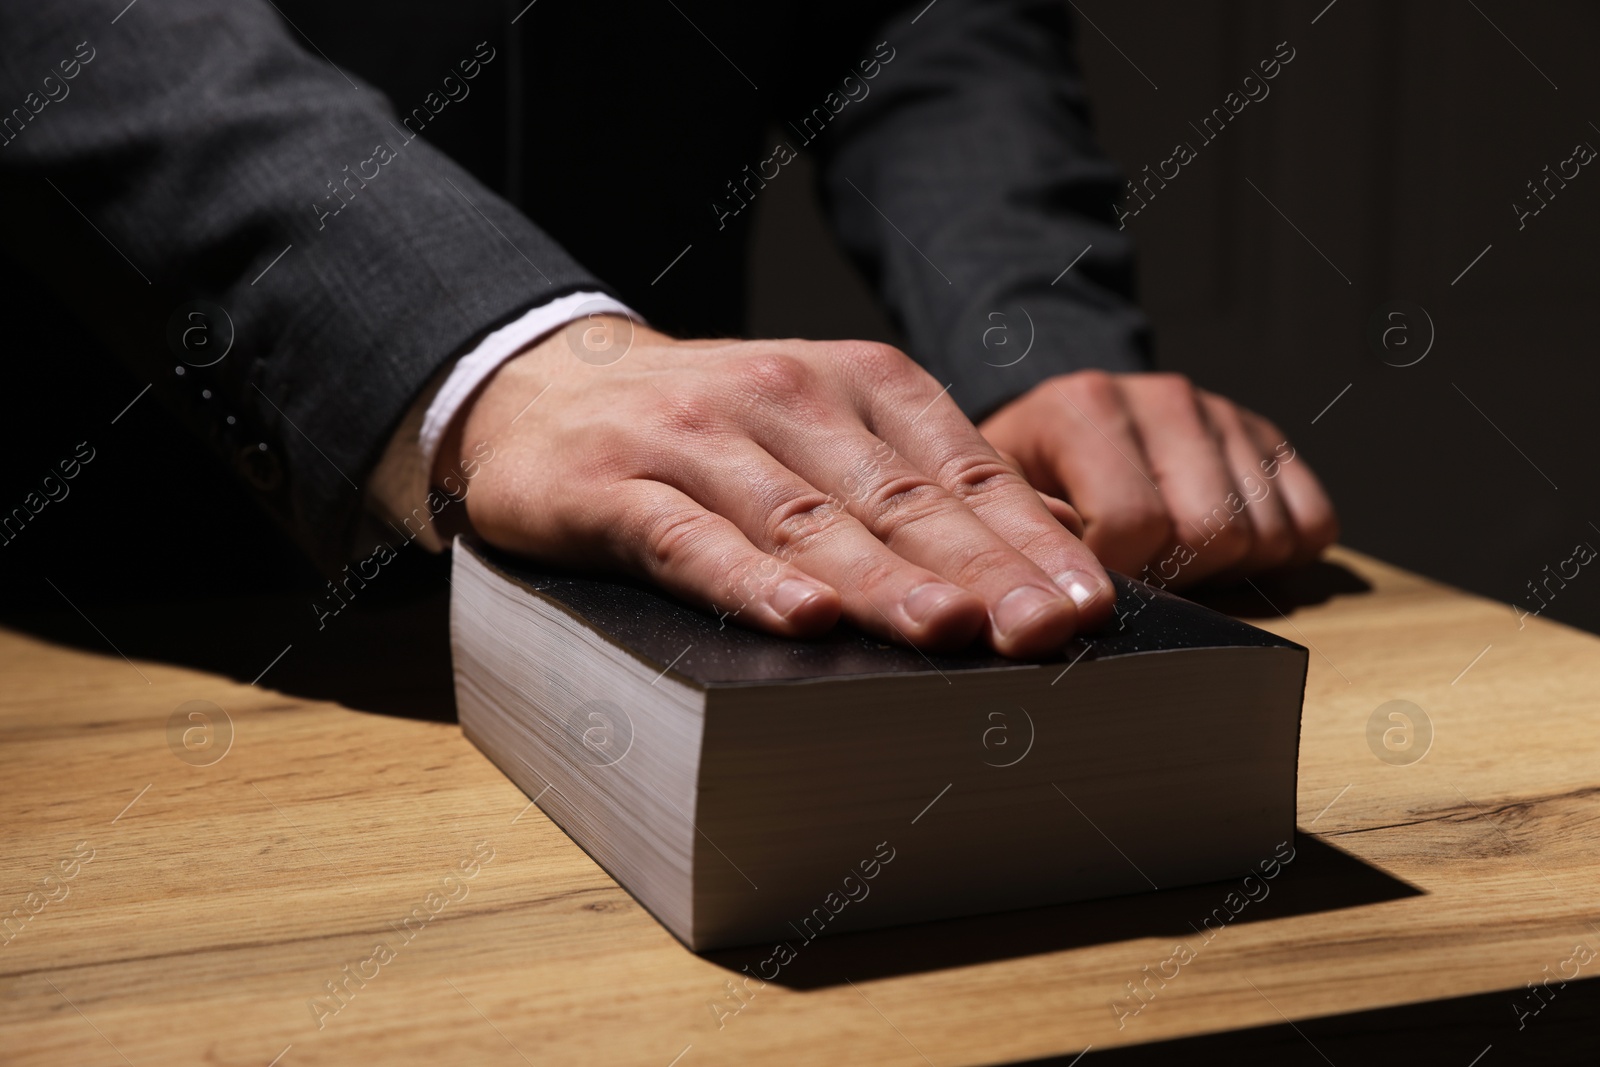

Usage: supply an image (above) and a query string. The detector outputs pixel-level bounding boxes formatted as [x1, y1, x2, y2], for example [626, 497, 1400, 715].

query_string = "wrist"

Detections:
[429, 314, 662, 490]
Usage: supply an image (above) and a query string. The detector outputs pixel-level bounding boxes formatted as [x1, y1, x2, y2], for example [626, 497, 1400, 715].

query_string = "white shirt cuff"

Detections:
[419, 291, 637, 468]
[365, 292, 638, 553]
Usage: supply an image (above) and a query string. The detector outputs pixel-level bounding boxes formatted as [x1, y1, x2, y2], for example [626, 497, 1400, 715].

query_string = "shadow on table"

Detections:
[0, 551, 460, 722]
[1187, 557, 1373, 620]
[704, 834, 1418, 990]
[0, 555, 1374, 725]
[1033, 973, 1599, 1066]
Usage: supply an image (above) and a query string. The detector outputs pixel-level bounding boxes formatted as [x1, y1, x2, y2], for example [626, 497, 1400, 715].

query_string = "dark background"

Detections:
[749, 0, 1600, 638]
[4, 0, 1599, 641]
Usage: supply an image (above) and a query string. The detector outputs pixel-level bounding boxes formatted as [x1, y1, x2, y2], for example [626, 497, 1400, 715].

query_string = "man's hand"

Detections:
[436, 318, 1114, 657]
[979, 371, 1338, 586]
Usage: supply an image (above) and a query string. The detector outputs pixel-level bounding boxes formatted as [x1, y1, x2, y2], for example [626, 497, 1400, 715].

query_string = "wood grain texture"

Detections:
[2, 547, 1598, 1065]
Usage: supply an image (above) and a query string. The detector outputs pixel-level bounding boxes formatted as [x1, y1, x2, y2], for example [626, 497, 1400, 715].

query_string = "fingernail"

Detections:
[773, 577, 826, 618]
[994, 585, 1065, 637]
[903, 581, 966, 624]
[1054, 570, 1106, 611]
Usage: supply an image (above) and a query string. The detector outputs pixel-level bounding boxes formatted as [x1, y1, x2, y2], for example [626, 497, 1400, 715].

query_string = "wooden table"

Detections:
[3, 547, 1598, 1066]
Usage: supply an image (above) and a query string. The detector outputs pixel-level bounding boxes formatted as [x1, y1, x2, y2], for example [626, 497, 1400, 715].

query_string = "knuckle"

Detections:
[1060, 370, 1137, 435]
[1136, 372, 1204, 424]
[863, 477, 953, 538]
[736, 352, 815, 400]
[1064, 368, 1119, 407]
[850, 553, 906, 597]
[948, 542, 1024, 587]
[853, 339, 912, 371]
[939, 455, 1031, 502]
[643, 507, 720, 568]
[835, 340, 918, 389]
[1007, 516, 1078, 562]
[768, 493, 849, 557]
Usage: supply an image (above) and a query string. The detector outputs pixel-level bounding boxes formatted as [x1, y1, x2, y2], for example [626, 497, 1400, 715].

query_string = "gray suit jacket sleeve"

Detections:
[818, 0, 1153, 421]
[0, 1, 602, 570]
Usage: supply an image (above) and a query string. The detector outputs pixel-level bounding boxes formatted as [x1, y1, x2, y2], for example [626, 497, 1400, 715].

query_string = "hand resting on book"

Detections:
[434, 316, 1113, 657]
[434, 317, 1337, 656]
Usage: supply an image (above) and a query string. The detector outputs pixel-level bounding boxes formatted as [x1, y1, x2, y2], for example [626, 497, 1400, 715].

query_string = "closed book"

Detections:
[450, 537, 1307, 951]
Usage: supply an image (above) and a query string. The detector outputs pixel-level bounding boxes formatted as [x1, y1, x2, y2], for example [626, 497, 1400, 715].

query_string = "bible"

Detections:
[450, 537, 1307, 951]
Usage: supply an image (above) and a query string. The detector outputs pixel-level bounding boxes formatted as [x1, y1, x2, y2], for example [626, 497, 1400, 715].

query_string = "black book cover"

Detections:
[465, 541, 1303, 687]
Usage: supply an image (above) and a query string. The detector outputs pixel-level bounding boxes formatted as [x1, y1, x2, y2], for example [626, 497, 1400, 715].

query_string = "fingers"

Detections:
[1118, 374, 1261, 584]
[454, 326, 1335, 657]
[856, 372, 1114, 632]
[717, 421, 1085, 657]
[984, 370, 1338, 590]
[1199, 391, 1296, 573]
[652, 435, 990, 650]
[701, 341, 1109, 654]
[605, 480, 846, 638]
[1241, 411, 1340, 565]
[1024, 372, 1171, 577]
